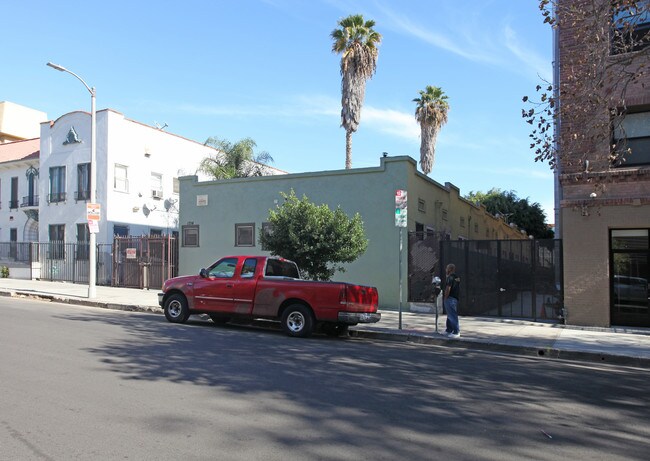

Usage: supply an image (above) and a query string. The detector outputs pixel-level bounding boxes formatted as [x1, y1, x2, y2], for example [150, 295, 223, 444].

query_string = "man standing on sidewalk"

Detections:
[444, 263, 461, 338]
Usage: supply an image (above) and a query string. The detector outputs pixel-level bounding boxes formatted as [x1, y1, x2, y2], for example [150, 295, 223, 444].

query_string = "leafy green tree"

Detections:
[199, 137, 273, 179]
[413, 85, 450, 175]
[331, 14, 382, 169]
[466, 188, 554, 239]
[259, 190, 368, 280]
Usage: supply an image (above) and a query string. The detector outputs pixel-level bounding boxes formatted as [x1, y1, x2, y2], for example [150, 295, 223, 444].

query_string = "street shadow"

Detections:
[57, 309, 650, 460]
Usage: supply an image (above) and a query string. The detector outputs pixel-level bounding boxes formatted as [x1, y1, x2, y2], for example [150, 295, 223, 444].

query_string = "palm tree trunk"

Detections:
[345, 130, 353, 169]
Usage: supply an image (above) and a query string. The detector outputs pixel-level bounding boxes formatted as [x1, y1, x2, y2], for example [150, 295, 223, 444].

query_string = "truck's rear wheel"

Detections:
[281, 304, 314, 338]
[164, 293, 190, 323]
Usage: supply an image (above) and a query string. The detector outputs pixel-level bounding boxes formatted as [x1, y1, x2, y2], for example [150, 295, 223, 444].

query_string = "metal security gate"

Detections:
[408, 234, 563, 322]
[112, 236, 178, 289]
[407, 231, 446, 302]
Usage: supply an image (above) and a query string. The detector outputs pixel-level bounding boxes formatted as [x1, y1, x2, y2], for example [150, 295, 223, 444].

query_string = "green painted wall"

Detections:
[178, 155, 526, 310]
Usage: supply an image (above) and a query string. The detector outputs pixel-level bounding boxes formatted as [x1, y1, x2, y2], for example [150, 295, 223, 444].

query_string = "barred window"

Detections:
[182, 225, 199, 247]
[235, 223, 255, 247]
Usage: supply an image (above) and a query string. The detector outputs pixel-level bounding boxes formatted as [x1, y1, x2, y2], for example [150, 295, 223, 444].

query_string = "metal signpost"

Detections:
[395, 190, 407, 329]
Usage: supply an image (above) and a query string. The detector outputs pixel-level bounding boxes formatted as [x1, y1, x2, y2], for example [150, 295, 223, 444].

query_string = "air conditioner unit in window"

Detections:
[152, 189, 163, 199]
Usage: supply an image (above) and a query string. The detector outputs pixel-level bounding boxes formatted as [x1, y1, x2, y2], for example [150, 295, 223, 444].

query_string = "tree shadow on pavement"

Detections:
[58, 309, 650, 461]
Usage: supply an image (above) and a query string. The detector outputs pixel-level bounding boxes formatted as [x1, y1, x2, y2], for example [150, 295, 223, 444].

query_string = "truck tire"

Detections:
[164, 293, 190, 324]
[281, 304, 314, 338]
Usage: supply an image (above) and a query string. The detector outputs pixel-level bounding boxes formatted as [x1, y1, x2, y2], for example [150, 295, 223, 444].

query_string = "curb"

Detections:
[4, 288, 650, 369]
[348, 329, 650, 369]
[0, 289, 163, 314]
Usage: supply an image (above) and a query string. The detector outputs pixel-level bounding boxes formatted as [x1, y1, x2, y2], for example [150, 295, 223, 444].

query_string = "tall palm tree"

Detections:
[413, 85, 450, 175]
[331, 14, 382, 169]
[199, 137, 273, 179]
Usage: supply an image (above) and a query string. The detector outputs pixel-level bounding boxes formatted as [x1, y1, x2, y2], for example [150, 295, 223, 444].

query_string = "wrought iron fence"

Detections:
[0, 237, 177, 289]
[408, 233, 563, 322]
[0, 242, 32, 263]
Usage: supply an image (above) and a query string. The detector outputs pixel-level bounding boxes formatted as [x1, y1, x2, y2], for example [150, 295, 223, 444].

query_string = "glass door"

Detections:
[611, 229, 650, 327]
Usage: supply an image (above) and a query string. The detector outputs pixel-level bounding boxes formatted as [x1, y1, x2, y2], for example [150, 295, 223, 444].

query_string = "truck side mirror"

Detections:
[199, 268, 208, 278]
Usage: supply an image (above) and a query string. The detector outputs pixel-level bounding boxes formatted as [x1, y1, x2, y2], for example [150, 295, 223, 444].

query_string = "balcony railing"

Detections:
[75, 190, 91, 201]
[9, 199, 19, 209]
[47, 192, 67, 204]
[21, 196, 39, 207]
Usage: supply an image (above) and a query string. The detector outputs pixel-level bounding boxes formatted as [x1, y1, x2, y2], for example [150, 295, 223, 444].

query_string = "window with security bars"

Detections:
[235, 223, 255, 247]
[182, 225, 199, 247]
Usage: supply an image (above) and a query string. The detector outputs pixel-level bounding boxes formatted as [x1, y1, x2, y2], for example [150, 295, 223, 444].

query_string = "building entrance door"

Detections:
[611, 229, 650, 327]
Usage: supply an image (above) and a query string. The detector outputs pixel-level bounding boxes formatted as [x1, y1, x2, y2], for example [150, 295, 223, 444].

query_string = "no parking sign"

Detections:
[87, 203, 100, 234]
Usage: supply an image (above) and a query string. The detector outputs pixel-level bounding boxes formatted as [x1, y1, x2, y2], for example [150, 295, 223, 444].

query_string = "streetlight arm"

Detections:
[47, 62, 95, 96]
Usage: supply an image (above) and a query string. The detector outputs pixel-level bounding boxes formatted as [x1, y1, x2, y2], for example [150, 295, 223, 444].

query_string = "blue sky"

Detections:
[3, 0, 555, 221]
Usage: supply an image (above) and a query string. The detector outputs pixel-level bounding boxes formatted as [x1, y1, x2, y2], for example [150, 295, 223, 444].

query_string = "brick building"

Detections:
[556, 0, 650, 326]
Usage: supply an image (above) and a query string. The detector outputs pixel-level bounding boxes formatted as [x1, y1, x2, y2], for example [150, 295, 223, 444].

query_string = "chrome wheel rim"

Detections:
[287, 311, 305, 333]
[168, 299, 182, 318]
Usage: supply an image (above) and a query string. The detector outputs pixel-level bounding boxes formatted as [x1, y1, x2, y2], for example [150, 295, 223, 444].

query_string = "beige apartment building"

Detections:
[0, 101, 47, 143]
[556, 0, 650, 327]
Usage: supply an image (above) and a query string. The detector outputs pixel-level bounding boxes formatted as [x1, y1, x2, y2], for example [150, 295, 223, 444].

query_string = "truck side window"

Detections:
[241, 258, 257, 278]
[209, 258, 237, 278]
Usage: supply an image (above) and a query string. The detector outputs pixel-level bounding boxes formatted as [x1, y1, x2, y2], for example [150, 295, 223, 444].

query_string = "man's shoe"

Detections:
[447, 332, 460, 339]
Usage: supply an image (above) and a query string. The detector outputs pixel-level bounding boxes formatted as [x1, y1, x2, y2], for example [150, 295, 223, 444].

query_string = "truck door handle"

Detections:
[226, 284, 233, 288]
[500, 288, 506, 292]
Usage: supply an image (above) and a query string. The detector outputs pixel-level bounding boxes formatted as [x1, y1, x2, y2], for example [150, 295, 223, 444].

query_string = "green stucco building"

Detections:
[178, 155, 526, 310]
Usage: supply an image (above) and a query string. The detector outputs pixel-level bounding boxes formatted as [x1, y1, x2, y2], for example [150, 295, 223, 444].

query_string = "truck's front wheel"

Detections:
[281, 304, 314, 338]
[164, 293, 190, 324]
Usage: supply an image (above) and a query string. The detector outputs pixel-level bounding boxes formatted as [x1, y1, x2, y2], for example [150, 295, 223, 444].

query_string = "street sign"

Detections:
[87, 203, 100, 234]
[395, 190, 407, 227]
[88, 220, 99, 234]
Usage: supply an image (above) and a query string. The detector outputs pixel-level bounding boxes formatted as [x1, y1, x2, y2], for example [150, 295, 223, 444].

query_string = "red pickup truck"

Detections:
[158, 255, 381, 337]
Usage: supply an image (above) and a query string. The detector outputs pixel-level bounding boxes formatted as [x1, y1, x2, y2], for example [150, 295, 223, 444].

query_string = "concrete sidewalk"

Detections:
[1, 278, 649, 368]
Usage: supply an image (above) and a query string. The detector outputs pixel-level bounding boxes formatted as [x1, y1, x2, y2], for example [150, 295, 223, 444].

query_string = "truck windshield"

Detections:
[265, 259, 300, 279]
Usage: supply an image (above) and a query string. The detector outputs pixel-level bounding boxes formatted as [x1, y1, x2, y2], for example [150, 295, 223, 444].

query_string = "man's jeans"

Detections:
[444, 297, 460, 334]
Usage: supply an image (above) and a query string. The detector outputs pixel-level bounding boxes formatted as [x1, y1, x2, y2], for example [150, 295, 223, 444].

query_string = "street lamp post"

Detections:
[47, 62, 97, 298]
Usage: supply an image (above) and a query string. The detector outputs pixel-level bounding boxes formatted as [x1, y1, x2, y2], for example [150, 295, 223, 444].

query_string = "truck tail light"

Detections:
[339, 287, 347, 305]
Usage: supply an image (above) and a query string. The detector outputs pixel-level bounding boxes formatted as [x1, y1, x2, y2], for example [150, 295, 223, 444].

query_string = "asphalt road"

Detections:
[1, 297, 649, 461]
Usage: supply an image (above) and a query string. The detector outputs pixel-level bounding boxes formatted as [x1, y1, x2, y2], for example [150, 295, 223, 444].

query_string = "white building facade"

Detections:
[38, 108, 223, 246]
